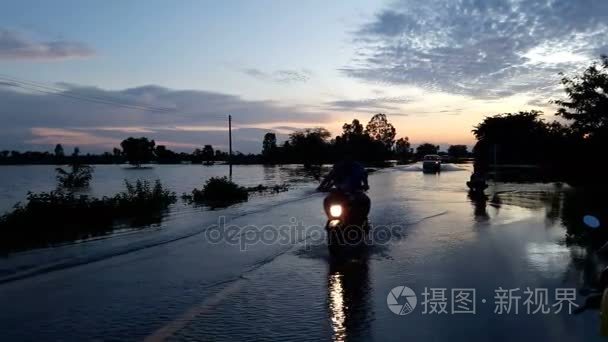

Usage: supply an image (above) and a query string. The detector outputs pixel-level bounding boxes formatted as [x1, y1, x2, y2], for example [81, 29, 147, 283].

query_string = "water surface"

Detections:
[0, 163, 604, 341]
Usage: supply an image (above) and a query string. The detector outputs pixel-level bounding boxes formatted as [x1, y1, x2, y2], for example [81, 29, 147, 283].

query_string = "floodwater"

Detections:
[0, 163, 605, 341]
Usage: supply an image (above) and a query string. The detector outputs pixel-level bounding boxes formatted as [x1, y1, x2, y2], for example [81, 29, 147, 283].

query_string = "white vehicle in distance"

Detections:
[422, 154, 442, 173]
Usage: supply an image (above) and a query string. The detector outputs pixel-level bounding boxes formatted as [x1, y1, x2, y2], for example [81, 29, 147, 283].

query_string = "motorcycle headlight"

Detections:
[329, 204, 342, 218]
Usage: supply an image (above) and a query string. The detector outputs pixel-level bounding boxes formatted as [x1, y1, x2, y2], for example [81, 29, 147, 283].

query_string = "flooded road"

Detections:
[0, 164, 604, 341]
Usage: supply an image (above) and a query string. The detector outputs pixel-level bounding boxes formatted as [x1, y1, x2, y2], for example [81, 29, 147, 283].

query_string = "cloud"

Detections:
[241, 68, 312, 83]
[325, 96, 409, 112]
[0, 29, 94, 61]
[25, 126, 279, 152]
[0, 83, 330, 152]
[526, 98, 551, 108]
[27, 128, 120, 147]
[269, 126, 300, 133]
[344, 0, 608, 99]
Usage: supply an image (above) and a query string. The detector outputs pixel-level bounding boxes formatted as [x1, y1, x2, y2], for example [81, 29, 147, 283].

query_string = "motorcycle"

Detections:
[322, 189, 371, 254]
[467, 172, 488, 194]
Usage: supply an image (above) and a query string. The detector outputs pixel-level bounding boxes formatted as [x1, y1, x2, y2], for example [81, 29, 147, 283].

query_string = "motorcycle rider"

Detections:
[319, 154, 371, 221]
[319, 154, 369, 192]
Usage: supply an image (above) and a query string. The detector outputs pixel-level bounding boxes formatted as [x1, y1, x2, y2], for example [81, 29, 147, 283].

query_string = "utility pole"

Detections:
[228, 115, 233, 179]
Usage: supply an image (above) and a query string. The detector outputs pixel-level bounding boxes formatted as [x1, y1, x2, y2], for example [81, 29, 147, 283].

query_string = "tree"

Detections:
[56, 146, 93, 189]
[215, 149, 228, 160]
[416, 143, 439, 158]
[262, 132, 278, 162]
[56, 163, 94, 189]
[286, 128, 331, 166]
[555, 55, 608, 137]
[472, 111, 550, 166]
[120, 137, 155, 167]
[395, 137, 412, 161]
[155, 145, 178, 164]
[112, 148, 122, 157]
[54, 144, 64, 158]
[201, 145, 214, 163]
[447, 145, 469, 159]
[342, 119, 365, 138]
[365, 113, 396, 151]
[192, 145, 215, 164]
[334, 119, 381, 162]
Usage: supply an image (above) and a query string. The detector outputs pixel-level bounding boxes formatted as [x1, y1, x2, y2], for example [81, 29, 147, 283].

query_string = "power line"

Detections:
[0, 74, 226, 119]
[0, 74, 178, 113]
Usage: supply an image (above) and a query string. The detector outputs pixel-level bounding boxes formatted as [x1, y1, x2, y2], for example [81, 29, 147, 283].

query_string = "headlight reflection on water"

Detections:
[328, 272, 347, 342]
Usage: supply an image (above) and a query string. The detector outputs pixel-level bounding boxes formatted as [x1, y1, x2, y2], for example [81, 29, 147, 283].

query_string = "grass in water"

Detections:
[0, 179, 176, 253]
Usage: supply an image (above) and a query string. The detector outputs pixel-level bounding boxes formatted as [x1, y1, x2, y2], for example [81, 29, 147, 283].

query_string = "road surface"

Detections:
[0, 164, 602, 341]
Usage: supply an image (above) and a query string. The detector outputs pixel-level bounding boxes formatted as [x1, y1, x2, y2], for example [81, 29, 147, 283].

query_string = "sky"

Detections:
[1, 0, 607, 153]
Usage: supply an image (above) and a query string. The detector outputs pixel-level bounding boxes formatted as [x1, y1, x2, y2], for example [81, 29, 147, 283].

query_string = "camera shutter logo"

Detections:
[387, 286, 417, 315]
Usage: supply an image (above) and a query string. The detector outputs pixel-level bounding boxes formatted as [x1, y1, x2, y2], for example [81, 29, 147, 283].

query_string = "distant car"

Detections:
[422, 154, 442, 172]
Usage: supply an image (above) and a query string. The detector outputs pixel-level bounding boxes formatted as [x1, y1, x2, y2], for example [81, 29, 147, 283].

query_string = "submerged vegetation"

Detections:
[183, 176, 290, 208]
[56, 164, 94, 189]
[115, 179, 177, 211]
[183, 177, 249, 208]
[55, 147, 94, 189]
[0, 179, 176, 253]
[245, 183, 289, 194]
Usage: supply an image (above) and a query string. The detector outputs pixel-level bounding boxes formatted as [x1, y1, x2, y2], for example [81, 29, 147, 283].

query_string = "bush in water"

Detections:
[116, 179, 177, 211]
[56, 164, 94, 189]
[0, 179, 176, 253]
[184, 176, 249, 208]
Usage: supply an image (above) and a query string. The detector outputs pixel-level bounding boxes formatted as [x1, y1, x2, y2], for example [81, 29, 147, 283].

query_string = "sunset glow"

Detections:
[2, 0, 607, 152]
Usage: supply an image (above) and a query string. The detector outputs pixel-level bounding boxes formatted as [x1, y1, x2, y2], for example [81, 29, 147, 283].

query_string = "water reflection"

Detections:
[490, 186, 606, 247]
[487, 185, 608, 293]
[279, 164, 328, 183]
[327, 253, 372, 342]
[328, 272, 347, 341]
[468, 191, 489, 221]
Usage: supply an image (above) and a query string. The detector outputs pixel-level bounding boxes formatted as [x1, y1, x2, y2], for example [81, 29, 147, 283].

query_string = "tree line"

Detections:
[472, 55, 608, 185]
[0, 113, 472, 166]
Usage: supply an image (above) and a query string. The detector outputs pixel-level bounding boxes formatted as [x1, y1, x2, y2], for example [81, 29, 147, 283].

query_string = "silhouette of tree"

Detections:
[120, 137, 155, 167]
[53, 144, 65, 164]
[416, 143, 439, 158]
[0, 116, 410, 166]
[56, 145, 93, 189]
[262, 132, 278, 163]
[286, 128, 331, 166]
[155, 145, 178, 164]
[215, 149, 228, 160]
[555, 55, 608, 137]
[472, 111, 559, 169]
[54, 144, 64, 158]
[201, 145, 214, 163]
[56, 163, 93, 189]
[365, 113, 396, 151]
[113, 148, 122, 157]
[395, 137, 412, 161]
[447, 145, 469, 159]
[192, 145, 215, 164]
[335, 119, 373, 161]
[342, 119, 365, 138]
